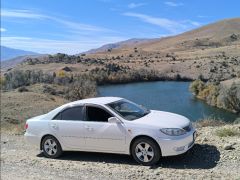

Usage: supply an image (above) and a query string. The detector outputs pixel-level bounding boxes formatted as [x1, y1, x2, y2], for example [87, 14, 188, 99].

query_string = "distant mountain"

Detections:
[1, 54, 46, 70]
[84, 38, 157, 54]
[88, 18, 240, 55]
[0, 46, 39, 61]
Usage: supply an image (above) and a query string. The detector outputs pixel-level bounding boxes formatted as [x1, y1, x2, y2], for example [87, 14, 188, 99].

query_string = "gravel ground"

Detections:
[1, 125, 240, 180]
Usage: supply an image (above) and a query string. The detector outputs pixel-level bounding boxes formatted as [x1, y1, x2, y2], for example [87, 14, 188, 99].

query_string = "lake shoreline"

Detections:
[97, 78, 193, 86]
[99, 81, 239, 122]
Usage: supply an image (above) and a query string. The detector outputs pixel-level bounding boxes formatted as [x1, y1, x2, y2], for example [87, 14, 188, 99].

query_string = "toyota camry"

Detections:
[24, 97, 196, 165]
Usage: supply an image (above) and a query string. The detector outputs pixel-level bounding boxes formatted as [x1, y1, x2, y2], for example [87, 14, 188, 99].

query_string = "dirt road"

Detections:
[1, 125, 240, 180]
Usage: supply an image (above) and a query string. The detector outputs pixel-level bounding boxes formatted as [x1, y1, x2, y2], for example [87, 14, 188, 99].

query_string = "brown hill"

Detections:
[2, 18, 240, 81]
[89, 18, 240, 56]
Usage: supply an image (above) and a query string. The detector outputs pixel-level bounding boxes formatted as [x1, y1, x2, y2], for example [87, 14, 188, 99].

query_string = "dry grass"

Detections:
[195, 118, 226, 128]
[215, 128, 240, 137]
[1, 87, 69, 132]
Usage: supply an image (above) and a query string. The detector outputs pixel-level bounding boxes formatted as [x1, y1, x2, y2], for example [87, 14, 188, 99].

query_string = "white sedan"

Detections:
[25, 97, 196, 165]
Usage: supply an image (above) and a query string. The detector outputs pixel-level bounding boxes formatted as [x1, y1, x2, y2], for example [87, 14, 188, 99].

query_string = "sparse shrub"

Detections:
[216, 128, 239, 137]
[210, 68, 215, 73]
[0, 76, 6, 87]
[5, 117, 19, 124]
[196, 118, 226, 127]
[65, 76, 97, 101]
[218, 82, 240, 113]
[166, 53, 171, 57]
[189, 80, 205, 95]
[42, 85, 57, 95]
[198, 74, 205, 81]
[62, 66, 72, 72]
[56, 70, 67, 78]
[3, 70, 54, 90]
[198, 84, 219, 105]
[18, 86, 29, 92]
[237, 71, 240, 78]
[230, 33, 238, 41]
[190, 79, 240, 113]
[174, 74, 181, 81]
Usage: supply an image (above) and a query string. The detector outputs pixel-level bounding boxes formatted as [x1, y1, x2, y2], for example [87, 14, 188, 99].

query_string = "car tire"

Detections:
[131, 137, 161, 166]
[41, 135, 62, 158]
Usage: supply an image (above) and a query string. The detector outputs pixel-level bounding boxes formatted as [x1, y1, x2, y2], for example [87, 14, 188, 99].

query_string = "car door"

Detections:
[49, 106, 86, 149]
[84, 105, 127, 153]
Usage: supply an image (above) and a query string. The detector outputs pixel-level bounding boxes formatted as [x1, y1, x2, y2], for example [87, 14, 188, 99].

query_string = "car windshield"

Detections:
[107, 99, 150, 120]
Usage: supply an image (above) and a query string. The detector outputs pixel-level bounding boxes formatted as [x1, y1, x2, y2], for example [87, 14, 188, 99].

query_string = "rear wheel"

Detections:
[131, 137, 161, 166]
[41, 135, 62, 158]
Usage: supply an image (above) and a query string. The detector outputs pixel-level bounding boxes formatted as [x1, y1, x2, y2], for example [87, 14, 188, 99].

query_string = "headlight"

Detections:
[160, 128, 186, 136]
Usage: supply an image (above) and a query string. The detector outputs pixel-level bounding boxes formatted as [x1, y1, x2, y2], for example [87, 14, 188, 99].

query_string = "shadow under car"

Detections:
[37, 143, 220, 169]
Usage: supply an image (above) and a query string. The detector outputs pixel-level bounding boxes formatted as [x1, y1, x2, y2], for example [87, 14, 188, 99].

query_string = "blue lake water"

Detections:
[98, 81, 238, 122]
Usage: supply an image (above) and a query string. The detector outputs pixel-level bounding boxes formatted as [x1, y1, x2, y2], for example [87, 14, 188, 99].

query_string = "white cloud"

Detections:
[1, 9, 111, 32]
[188, 20, 201, 26]
[123, 12, 200, 33]
[128, 3, 146, 9]
[197, 15, 209, 18]
[1, 9, 45, 19]
[1, 36, 126, 54]
[1, 9, 126, 54]
[0, 28, 7, 32]
[164, 1, 183, 7]
[123, 12, 194, 33]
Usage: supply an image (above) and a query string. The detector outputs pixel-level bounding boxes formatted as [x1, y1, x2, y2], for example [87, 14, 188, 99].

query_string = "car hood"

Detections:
[134, 110, 190, 128]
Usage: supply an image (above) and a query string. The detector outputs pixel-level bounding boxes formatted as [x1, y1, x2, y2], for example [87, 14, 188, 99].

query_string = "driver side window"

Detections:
[86, 106, 112, 122]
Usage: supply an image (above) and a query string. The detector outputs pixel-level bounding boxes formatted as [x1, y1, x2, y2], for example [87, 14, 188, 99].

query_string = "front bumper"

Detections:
[158, 130, 196, 156]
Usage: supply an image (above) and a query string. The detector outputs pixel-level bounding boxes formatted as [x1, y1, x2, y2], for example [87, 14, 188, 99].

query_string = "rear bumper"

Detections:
[24, 132, 40, 147]
[158, 130, 196, 156]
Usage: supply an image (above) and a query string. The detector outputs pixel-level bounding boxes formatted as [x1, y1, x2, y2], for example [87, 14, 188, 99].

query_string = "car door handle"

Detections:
[51, 124, 58, 130]
[84, 126, 93, 131]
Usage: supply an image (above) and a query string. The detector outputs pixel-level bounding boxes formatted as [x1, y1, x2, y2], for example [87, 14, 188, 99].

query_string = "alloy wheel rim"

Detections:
[135, 142, 154, 162]
[44, 139, 57, 156]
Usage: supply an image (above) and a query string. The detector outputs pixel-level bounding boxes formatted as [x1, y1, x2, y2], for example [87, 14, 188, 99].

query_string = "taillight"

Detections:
[25, 123, 28, 130]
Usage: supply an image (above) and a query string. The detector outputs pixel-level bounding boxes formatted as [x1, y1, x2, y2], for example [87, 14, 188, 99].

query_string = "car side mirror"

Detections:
[108, 117, 121, 124]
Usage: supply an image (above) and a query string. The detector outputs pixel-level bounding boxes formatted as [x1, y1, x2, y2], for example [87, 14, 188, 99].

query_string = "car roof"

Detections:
[70, 96, 123, 106]
[44, 97, 123, 120]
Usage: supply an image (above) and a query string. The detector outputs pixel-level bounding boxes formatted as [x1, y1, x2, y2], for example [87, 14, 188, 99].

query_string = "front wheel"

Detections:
[131, 137, 161, 166]
[41, 135, 62, 158]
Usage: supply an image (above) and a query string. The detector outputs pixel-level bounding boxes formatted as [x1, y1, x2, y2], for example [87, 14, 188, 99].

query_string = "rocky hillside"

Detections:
[190, 78, 240, 113]
[84, 38, 157, 54]
[1, 18, 240, 123]
[1, 18, 240, 81]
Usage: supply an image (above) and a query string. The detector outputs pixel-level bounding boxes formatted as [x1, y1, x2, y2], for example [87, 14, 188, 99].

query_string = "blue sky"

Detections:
[1, 0, 239, 54]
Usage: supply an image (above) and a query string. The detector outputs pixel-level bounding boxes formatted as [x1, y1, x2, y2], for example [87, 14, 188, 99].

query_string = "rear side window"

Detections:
[53, 106, 84, 121]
